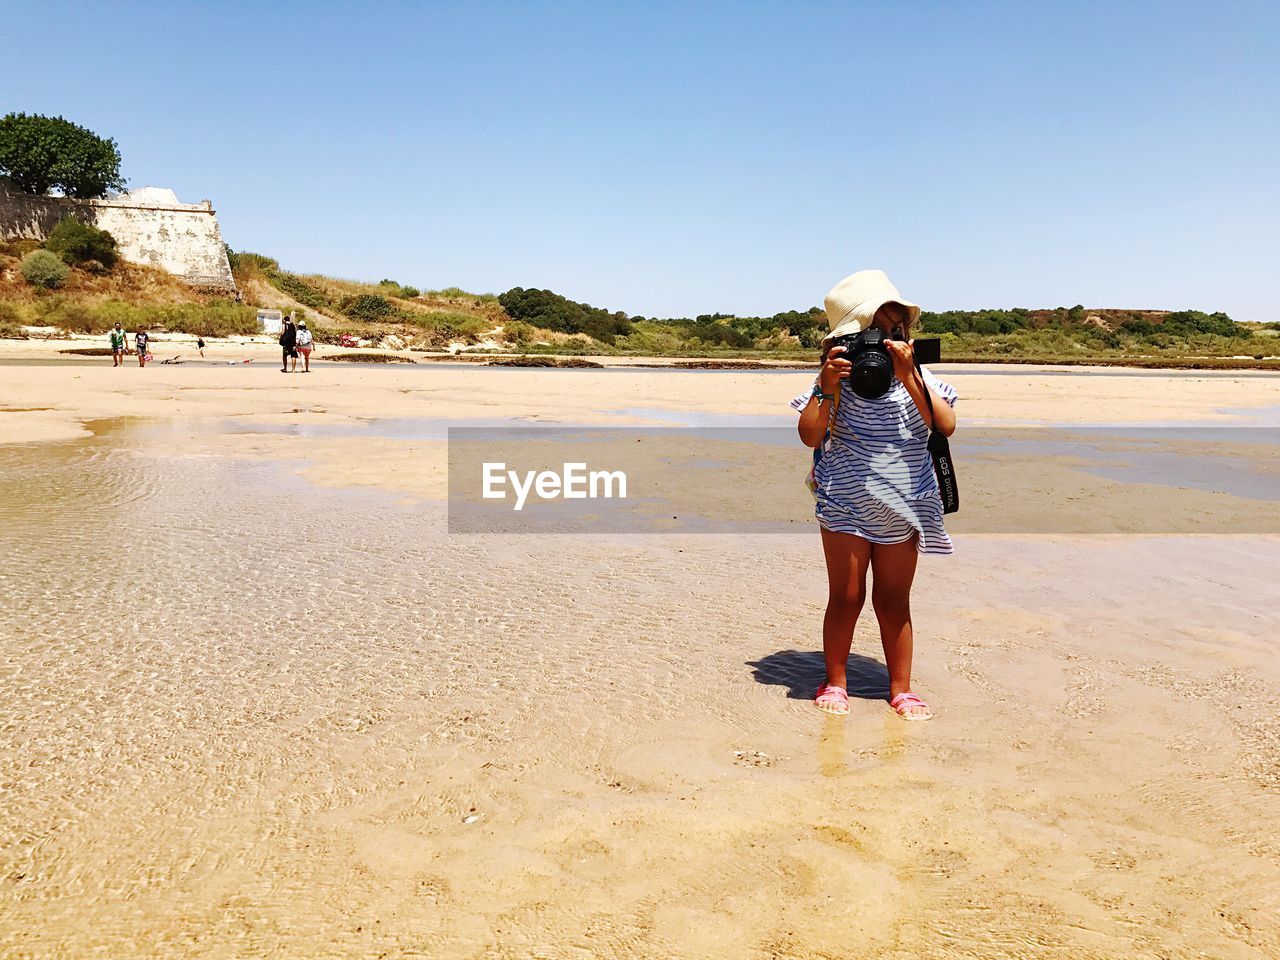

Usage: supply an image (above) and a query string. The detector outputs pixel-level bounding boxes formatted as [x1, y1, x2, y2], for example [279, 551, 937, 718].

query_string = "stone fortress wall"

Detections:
[0, 180, 236, 292]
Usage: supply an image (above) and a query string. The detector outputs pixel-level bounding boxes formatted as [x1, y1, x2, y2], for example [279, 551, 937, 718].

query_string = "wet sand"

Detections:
[1, 358, 1279, 958]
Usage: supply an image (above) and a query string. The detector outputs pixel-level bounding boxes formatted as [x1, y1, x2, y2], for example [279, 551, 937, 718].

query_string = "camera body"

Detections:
[827, 330, 941, 400]
[828, 328, 896, 399]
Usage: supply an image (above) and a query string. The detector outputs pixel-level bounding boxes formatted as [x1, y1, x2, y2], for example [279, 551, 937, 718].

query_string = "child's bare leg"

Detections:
[820, 527, 872, 690]
[870, 536, 928, 716]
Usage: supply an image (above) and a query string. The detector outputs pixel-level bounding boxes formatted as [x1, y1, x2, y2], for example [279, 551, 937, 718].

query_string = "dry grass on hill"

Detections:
[274, 270, 506, 325]
[229, 259, 515, 348]
[0, 241, 256, 338]
[0, 242, 216, 308]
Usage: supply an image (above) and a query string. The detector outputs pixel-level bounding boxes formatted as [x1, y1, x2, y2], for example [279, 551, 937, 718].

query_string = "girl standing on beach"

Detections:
[793, 270, 958, 721]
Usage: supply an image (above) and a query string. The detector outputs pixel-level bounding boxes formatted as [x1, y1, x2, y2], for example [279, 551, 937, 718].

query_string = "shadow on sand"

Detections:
[747, 649, 890, 702]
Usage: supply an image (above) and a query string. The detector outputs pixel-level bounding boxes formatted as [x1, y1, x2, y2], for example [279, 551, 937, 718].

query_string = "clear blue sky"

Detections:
[4, 1, 1277, 320]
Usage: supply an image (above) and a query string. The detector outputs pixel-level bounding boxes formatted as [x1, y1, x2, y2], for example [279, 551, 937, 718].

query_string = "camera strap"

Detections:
[913, 359, 960, 515]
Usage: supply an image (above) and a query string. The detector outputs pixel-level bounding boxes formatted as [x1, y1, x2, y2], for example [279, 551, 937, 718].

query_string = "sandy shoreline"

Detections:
[3, 346, 1279, 443]
[1, 357, 1278, 958]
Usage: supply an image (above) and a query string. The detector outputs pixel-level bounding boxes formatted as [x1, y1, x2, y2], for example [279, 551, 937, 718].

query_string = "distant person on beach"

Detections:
[294, 321, 313, 372]
[196, 336, 205, 358]
[109, 323, 128, 367]
[794, 270, 958, 721]
[279, 317, 297, 373]
[134, 329, 150, 367]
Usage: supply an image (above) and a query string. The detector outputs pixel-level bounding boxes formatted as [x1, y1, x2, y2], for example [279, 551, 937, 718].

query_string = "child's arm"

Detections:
[887, 340, 956, 437]
[797, 346, 850, 447]
[903, 374, 956, 436]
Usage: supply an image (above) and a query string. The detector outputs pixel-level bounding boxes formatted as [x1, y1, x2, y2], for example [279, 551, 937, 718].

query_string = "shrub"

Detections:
[503, 320, 537, 344]
[615, 322, 685, 355]
[49, 303, 99, 333]
[0, 238, 42, 259]
[339, 294, 394, 321]
[45, 217, 118, 268]
[36, 299, 260, 336]
[797, 326, 825, 349]
[683, 322, 751, 348]
[0, 303, 25, 339]
[270, 272, 332, 309]
[1162, 310, 1243, 338]
[399, 309, 488, 336]
[376, 280, 421, 299]
[20, 249, 70, 288]
[183, 302, 261, 337]
[228, 250, 279, 273]
[1120, 318, 1155, 336]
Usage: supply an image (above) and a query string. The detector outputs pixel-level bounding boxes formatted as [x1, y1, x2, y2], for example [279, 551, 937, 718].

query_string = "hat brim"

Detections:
[827, 299, 921, 340]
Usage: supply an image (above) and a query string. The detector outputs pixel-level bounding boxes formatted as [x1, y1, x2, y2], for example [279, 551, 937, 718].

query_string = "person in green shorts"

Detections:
[109, 323, 128, 367]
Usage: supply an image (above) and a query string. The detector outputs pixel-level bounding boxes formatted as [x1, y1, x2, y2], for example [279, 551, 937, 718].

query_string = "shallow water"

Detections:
[3, 414, 1280, 958]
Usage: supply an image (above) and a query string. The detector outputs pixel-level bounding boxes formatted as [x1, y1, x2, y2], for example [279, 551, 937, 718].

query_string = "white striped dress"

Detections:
[790, 368, 959, 555]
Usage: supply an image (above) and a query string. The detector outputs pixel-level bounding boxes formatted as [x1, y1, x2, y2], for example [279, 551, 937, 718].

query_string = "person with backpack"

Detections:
[279, 316, 297, 372]
[294, 320, 314, 372]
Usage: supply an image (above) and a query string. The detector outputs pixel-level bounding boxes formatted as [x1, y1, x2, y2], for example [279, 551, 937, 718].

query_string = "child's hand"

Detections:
[886, 338, 917, 384]
[819, 345, 851, 393]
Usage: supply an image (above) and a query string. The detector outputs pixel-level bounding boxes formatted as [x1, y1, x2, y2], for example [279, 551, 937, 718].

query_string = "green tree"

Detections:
[498, 287, 632, 344]
[45, 217, 118, 268]
[20, 249, 70, 288]
[0, 113, 125, 198]
[1162, 310, 1243, 338]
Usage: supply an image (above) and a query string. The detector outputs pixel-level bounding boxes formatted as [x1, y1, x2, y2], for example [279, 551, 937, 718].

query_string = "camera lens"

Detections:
[850, 352, 893, 399]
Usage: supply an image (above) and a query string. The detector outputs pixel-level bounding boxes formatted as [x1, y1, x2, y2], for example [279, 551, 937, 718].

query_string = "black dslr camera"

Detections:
[827, 330, 941, 400]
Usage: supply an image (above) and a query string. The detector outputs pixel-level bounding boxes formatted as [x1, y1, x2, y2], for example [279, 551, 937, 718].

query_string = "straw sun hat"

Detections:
[823, 269, 920, 339]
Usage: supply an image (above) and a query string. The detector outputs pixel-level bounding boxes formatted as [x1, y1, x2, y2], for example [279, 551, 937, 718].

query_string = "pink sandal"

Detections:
[815, 683, 850, 715]
[889, 692, 933, 721]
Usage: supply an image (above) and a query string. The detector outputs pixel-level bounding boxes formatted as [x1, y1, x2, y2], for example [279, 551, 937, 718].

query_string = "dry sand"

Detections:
[1, 348, 1278, 958]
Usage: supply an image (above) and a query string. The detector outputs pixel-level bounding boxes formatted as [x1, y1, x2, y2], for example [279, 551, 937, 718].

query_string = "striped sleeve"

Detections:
[790, 378, 817, 412]
[921, 367, 958, 408]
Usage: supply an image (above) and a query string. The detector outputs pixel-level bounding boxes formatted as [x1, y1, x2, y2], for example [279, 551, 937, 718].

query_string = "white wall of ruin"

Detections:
[0, 181, 236, 292]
